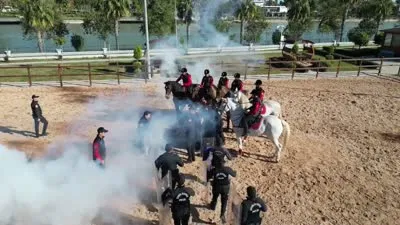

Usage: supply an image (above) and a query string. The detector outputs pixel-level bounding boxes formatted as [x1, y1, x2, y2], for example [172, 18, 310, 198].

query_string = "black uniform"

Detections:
[202, 108, 224, 146]
[155, 151, 184, 189]
[31, 100, 48, 137]
[161, 175, 195, 225]
[185, 110, 202, 162]
[241, 197, 267, 225]
[137, 115, 151, 151]
[208, 164, 237, 219]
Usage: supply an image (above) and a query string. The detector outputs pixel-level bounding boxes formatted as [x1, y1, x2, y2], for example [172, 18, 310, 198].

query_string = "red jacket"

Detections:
[218, 77, 229, 89]
[230, 79, 243, 91]
[176, 73, 192, 88]
[249, 99, 262, 115]
[250, 87, 265, 101]
[92, 136, 106, 162]
[201, 75, 214, 88]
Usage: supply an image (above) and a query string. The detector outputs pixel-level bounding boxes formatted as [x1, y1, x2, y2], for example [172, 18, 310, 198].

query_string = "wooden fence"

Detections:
[0, 57, 398, 87]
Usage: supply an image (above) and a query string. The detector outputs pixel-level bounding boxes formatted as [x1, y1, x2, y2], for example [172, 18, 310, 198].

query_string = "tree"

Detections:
[356, 0, 394, 33]
[338, 0, 361, 42]
[71, 34, 84, 51]
[235, 0, 259, 44]
[177, 0, 194, 48]
[374, 32, 385, 45]
[102, 0, 130, 50]
[138, 0, 175, 37]
[17, 0, 58, 52]
[0, 0, 10, 9]
[50, 21, 69, 48]
[285, 0, 316, 40]
[243, 11, 270, 44]
[357, 19, 377, 37]
[83, 11, 113, 48]
[348, 28, 369, 49]
[316, 0, 342, 40]
[214, 20, 232, 33]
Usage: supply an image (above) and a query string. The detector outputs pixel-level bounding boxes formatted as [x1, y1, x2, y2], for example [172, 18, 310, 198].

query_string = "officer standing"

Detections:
[93, 127, 108, 168]
[155, 144, 184, 189]
[185, 105, 201, 162]
[207, 160, 237, 223]
[137, 111, 152, 153]
[161, 174, 195, 225]
[240, 186, 267, 225]
[30, 95, 48, 138]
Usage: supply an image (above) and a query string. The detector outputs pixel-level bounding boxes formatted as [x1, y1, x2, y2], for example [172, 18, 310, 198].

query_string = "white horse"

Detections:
[219, 97, 290, 162]
[231, 90, 282, 118]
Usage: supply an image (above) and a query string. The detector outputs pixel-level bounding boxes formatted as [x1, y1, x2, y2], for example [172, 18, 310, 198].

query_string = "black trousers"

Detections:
[242, 222, 261, 225]
[210, 184, 230, 217]
[33, 116, 48, 137]
[171, 169, 180, 190]
[172, 211, 190, 225]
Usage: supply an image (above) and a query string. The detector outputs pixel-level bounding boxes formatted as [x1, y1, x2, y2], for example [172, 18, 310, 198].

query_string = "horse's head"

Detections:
[218, 97, 237, 114]
[164, 81, 173, 99]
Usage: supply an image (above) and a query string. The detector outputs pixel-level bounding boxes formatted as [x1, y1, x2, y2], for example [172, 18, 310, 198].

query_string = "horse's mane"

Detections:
[236, 91, 252, 109]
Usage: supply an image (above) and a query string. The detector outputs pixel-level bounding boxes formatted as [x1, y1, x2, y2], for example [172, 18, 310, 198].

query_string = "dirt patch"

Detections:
[0, 77, 399, 225]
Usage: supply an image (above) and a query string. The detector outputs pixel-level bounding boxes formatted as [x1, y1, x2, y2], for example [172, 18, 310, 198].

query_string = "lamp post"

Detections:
[277, 25, 285, 50]
[144, 0, 151, 79]
[175, 0, 179, 47]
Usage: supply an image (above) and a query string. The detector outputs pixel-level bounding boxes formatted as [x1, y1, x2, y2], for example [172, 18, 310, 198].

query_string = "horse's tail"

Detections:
[281, 119, 291, 153]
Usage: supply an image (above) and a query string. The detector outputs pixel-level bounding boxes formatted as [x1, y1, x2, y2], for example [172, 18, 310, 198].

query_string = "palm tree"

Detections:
[285, 0, 316, 40]
[359, 0, 394, 32]
[235, 0, 258, 44]
[177, 0, 194, 48]
[338, 0, 360, 42]
[102, 0, 130, 50]
[18, 0, 57, 52]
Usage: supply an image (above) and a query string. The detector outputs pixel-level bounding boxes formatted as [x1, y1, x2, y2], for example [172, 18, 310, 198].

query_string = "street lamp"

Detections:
[144, 0, 151, 79]
[276, 25, 286, 50]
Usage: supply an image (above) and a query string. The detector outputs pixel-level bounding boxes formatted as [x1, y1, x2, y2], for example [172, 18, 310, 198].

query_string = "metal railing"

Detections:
[0, 57, 398, 87]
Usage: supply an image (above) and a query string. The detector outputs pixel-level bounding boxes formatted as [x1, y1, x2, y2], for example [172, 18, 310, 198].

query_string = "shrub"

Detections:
[348, 28, 370, 49]
[272, 29, 281, 45]
[374, 32, 385, 46]
[54, 36, 66, 48]
[133, 45, 142, 61]
[325, 54, 334, 60]
[133, 61, 142, 73]
[292, 42, 299, 54]
[70, 34, 84, 51]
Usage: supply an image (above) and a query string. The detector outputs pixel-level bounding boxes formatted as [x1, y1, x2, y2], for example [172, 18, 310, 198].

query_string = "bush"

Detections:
[133, 61, 142, 73]
[292, 42, 299, 54]
[71, 34, 84, 51]
[272, 29, 281, 45]
[322, 45, 335, 55]
[325, 54, 334, 60]
[374, 32, 385, 46]
[54, 37, 66, 48]
[133, 45, 142, 61]
[348, 28, 370, 49]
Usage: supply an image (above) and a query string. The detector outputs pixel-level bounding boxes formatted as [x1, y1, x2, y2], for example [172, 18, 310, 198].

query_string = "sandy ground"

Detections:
[0, 77, 399, 225]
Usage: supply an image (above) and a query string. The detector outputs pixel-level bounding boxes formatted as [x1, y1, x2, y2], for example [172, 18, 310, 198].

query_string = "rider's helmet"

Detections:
[234, 73, 240, 79]
[221, 72, 227, 77]
[181, 67, 188, 73]
[255, 80, 262, 86]
[204, 69, 210, 75]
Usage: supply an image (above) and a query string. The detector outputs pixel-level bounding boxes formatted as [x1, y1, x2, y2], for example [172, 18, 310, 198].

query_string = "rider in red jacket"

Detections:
[242, 95, 262, 138]
[176, 68, 192, 89]
[217, 72, 229, 89]
[249, 80, 265, 101]
[230, 73, 244, 92]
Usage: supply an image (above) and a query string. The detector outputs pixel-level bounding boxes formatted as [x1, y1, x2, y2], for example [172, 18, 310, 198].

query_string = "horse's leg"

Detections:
[234, 128, 243, 156]
[264, 117, 284, 162]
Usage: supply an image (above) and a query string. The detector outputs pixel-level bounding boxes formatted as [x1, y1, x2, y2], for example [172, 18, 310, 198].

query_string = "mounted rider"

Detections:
[230, 73, 244, 92]
[242, 94, 263, 138]
[200, 69, 214, 103]
[217, 72, 229, 89]
[249, 80, 265, 101]
[176, 68, 193, 97]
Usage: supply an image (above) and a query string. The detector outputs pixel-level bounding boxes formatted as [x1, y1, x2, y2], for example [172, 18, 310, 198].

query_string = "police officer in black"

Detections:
[30, 95, 48, 138]
[155, 144, 184, 189]
[137, 111, 152, 152]
[240, 186, 267, 225]
[161, 174, 195, 225]
[207, 160, 237, 223]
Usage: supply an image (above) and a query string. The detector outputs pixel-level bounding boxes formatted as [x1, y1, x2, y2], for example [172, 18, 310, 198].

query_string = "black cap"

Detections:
[234, 73, 240, 78]
[177, 174, 185, 186]
[247, 186, 257, 199]
[32, 95, 39, 99]
[97, 127, 108, 133]
[165, 143, 173, 151]
[181, 68, 187, 73]
[255, 80, 262, 85]
[221, 72, 227, 77]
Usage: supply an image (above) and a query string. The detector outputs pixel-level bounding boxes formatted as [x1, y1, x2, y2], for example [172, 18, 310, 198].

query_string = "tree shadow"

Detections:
[0, 126, 36, 137]
[241, 151, 277, 163]
[190, 205, 216, 224]
[380, 132, 400, 143]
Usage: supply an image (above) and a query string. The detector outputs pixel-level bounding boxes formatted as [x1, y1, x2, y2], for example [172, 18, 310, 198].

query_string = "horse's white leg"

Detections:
[234, 128, 243, 155]
[264, 116, 284, 162]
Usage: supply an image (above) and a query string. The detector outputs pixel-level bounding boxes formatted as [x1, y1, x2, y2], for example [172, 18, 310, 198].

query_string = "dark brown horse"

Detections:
[164, 81, 199, 112]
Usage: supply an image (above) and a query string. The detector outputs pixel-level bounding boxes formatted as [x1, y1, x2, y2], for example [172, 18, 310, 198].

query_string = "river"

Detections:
[0, 20, 396, 53]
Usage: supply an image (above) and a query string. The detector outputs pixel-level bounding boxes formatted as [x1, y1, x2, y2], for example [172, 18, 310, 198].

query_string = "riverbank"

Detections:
[0, 16, 397, 25]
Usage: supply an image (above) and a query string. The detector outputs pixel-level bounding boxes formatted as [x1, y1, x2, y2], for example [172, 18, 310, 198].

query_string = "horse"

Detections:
[231, 89, 282, 118]
[218, 97, 290, 163]
[164, 81, 199, 112]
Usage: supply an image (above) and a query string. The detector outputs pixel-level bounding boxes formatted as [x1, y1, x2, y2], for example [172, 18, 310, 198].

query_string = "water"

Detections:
[0, 20, 396, 53]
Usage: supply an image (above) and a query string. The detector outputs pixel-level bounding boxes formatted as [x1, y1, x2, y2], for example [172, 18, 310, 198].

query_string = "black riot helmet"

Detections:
[221, 72, 227, 77]
[204, 69, 210, 75]
[234, 73, 240, 79]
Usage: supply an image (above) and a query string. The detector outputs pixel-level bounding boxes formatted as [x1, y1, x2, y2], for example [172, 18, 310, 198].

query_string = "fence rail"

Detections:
[0, 57, 399, 87]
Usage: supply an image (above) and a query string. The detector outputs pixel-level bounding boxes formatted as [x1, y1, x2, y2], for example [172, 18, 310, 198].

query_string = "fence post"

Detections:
[377, 57, 384, 76]
[336, 57, 342, 78]
[267, 58, 271, 80]
[88, 63, 92, 87]
[57, 64, 63, 87]
[316, 60, 321, 79]
[116, 61, 120, 85]
[244, 63, 248, 80]
[26, 65, 32, 87]
[357, 59, 363, 77]
[291, 61, 296, 80]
